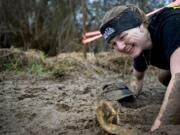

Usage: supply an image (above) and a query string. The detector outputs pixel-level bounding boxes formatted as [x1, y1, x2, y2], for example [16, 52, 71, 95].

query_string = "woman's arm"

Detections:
[151, 47, 180, 131]
[130, 68, 145, 96]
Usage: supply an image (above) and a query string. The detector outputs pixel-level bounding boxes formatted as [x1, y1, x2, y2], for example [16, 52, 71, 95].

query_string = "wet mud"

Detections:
[0, 53, 180, 135]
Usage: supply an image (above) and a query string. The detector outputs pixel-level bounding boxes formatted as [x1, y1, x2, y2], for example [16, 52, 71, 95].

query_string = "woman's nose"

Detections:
[116, 41, 125, 51]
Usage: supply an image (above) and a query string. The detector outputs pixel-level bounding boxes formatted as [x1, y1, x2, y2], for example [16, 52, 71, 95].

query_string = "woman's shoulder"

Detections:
[150, 7, 180, 23]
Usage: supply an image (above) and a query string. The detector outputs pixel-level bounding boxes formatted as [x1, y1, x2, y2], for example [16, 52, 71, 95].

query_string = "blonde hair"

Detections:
[101, 5, 148, 28]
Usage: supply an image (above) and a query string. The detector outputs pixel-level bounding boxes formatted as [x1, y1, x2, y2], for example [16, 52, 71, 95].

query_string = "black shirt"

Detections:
[133, 7, 180, 72]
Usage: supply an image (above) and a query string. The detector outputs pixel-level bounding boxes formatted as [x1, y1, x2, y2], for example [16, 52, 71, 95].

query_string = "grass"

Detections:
[4, 62, 48, 75]
[26, 63, 48, 75]
[38, 51, 46, 63]
[1, 50, 77, 77]
[1, 51, 159, 78]
[1, 49, 49, 75]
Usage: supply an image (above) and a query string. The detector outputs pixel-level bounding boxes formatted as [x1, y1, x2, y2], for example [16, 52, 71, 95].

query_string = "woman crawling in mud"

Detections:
[99, 4, 180, 132]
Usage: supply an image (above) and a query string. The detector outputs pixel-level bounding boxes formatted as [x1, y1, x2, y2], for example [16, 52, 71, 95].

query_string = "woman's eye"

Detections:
[112, 42, 116, 46]
[120, 36, 124, 40]
[119, 33, 127, 40]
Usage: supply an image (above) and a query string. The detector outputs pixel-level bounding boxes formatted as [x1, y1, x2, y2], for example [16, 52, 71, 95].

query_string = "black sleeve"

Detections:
[161, 12, 180, 61]
[133, 53, 148, 72]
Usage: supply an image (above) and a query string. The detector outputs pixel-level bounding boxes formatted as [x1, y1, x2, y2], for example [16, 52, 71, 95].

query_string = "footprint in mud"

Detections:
[73, 88, 90, 95]
[18, 87, 47, 101]
[82, 87, 91, 94]
[25, 87, 47, 94]
[18, 93, 37, 100]
[55, 103, 70, 112]
[29, 113, 37, 121]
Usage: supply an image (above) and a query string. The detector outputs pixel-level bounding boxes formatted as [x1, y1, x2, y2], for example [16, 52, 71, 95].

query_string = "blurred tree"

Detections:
[0, 0, 173, 55]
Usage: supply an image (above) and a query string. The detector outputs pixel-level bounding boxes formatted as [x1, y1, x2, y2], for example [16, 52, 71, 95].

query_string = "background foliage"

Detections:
[0, 0, 172, 56]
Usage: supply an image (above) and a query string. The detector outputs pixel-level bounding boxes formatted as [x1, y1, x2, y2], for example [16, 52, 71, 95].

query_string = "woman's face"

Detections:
[110, 24, 152, 58]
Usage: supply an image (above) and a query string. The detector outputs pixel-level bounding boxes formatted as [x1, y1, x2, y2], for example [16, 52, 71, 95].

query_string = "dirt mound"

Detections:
[45, 52, 116, 79]
[0, 48, 45, 72]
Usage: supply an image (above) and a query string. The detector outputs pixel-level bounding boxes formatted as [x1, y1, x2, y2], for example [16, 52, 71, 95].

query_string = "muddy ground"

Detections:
[0, 51, 180, 135]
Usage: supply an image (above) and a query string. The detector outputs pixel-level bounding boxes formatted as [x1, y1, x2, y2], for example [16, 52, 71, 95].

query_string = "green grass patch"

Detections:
[4, 63, 49, 75]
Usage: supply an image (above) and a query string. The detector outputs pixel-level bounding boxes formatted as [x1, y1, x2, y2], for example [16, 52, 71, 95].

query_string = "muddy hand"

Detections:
[96, 99, 139, 135]
[151, 118, 161, 131]
[130, 75, 143, 96]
